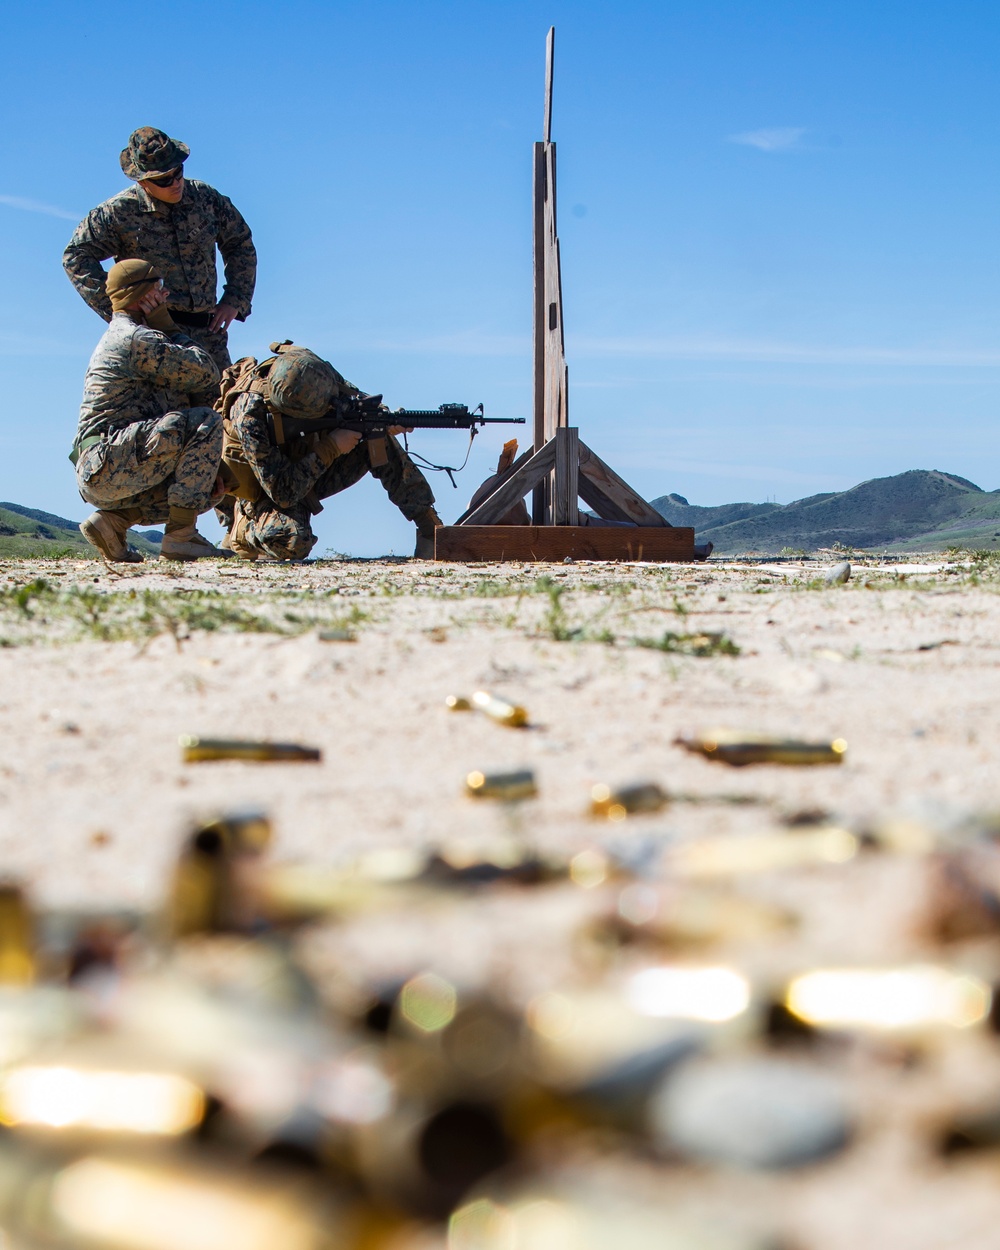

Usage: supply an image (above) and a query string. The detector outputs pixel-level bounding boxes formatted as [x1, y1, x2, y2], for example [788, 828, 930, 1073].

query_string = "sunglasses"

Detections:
[142, 167, 184, 187]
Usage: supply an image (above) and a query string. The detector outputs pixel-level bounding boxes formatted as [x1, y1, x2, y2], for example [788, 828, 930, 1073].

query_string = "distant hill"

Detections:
[0, 503, 162, 558]
[651, 470, 1000, 554]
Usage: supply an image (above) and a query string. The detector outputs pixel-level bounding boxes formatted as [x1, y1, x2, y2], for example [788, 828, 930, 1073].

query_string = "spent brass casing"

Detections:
[472, 691, 528, 728]
[0, 883, 34, 986]
[466, 769, 538, 801]
[676, 730, 847, 767]
[665, 827, 859, 878]
[591, 782, 668, 820]
[179, 737, 321, 763]
[446, 695, 473, 711]
[0, 1146, 341, 1250]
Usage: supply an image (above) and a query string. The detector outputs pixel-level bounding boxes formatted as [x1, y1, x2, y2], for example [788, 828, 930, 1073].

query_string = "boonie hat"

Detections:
[120, 127, 190, 181]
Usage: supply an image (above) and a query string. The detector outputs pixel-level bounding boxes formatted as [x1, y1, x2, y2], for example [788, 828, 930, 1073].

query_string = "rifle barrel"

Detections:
[280, 408, 525, 438]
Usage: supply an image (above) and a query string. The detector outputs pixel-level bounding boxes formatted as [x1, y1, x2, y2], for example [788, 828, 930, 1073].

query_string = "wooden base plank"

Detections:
[434, 525, 697, 563]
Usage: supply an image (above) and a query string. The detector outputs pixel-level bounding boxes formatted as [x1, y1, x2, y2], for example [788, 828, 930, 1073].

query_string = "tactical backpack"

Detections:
[215, 342, 353, 501]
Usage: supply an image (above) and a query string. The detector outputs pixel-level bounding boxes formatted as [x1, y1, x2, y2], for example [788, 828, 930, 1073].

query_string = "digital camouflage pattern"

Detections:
[227, 391, 436, 560]
[62, 180, 256, 324]
[76, 313, 220, 444]
[76, 407, 223, 524]
[74, 314, 223, 523]
[171, 323, 232, 401]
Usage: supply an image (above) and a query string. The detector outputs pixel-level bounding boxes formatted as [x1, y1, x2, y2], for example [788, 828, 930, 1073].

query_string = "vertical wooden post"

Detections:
[554, 426, 579, 525]
[543, 144, 566, 443]
[531, 141, 548, 524]
[543, 26, 554, 142]
[532, 28, 557, 524]
[532, 27, 570, 524]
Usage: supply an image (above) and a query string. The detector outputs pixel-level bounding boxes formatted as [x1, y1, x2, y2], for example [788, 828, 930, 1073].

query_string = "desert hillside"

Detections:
[653, 470, 1000, 553]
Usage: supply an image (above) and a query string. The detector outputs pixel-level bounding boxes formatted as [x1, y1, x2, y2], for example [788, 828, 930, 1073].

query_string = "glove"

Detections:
[144, 303, 181, 335]
[311, 431, 343, 468]
[311, 428, 363, 467]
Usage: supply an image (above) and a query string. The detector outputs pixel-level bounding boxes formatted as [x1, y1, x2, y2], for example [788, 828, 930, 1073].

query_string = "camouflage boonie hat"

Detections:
[266, 349, 342, 419]
[120, 127, 190, 180]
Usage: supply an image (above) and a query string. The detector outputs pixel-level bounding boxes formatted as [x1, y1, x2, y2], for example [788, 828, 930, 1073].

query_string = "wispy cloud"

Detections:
[315, 329, 1000, 370]
[611, 452, 846, 487]
[0, 193, 79, 221]
[334, 330, 529, 357]
[572, 335, 1000, 368]
[728, 126, 806, 152]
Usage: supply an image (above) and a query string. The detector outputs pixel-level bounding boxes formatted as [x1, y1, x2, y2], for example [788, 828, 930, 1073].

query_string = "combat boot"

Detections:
[221, 512, 259, 560]
[160, 507, 231, 561]
[80, 510, 144, 563]
[413, 506, 443, 560]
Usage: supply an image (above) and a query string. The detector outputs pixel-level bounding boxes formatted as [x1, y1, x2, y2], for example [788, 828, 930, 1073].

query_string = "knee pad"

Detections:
[263, 531, 315, 562]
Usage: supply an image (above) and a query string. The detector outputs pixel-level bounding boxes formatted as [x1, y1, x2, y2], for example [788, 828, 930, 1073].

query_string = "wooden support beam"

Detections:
[553, 426, 579, 525]
[435, 525, 696, 563]
[459, 440, 557, 526]
[578, 473, 644, 525]
[543, 145, 567, 442]
[531, 141, 547, 525]
[543, 27, 554, 143]
[453, 448, 534, 526]
[578, 442, 667, 526]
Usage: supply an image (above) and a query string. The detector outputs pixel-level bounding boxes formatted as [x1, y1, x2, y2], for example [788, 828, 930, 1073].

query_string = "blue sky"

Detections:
[2, 0, 1000, 554]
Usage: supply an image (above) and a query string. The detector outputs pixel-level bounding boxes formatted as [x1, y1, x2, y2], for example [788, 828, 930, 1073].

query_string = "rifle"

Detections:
[269, 395, 525, 470]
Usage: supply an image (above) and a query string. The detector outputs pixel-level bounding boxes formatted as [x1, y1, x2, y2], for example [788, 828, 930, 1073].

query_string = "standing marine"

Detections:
[73, 259, 228, 562]
[217, 344, 442, 560]
[62, 127, 256, 401]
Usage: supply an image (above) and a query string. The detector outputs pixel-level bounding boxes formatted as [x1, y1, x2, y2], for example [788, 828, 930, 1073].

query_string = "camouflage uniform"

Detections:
[74, 314, 223, 525]
[63, 179, 256, 398]
[227, 391, 436, 560]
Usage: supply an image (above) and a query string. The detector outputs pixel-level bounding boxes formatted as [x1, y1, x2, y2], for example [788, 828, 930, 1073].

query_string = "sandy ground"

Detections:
[3, 552, 1000, 1248]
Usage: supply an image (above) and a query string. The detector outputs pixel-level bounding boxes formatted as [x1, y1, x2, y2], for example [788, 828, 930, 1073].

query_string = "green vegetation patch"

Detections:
[0, 578, 371, 647]
[632, 630, 741, 657]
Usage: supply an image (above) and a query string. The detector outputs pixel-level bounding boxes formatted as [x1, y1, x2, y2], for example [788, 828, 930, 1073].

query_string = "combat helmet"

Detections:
[265, 346, 344, 419]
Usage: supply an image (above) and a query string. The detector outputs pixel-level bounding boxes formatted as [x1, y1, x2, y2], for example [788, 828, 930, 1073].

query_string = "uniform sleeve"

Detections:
[231, 394, 325, 508]
[130, 328, 221, 395]
[62, 208, 118, 321]
[214, 191, 257, 320]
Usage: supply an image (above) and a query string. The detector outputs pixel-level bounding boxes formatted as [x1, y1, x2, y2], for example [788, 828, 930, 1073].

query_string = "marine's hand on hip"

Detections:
[209, 303, 238, 333]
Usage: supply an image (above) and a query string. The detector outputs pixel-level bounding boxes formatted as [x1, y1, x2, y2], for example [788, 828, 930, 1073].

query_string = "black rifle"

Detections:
[273, 396, 523, 440]
[270, 395, 524, 469]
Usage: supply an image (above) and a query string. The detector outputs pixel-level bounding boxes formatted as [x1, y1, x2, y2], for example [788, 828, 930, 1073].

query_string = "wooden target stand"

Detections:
[435, 29, 697, 564]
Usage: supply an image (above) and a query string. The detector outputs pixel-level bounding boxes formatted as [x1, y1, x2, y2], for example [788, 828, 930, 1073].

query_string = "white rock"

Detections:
[649, 1055, 851, 1168]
